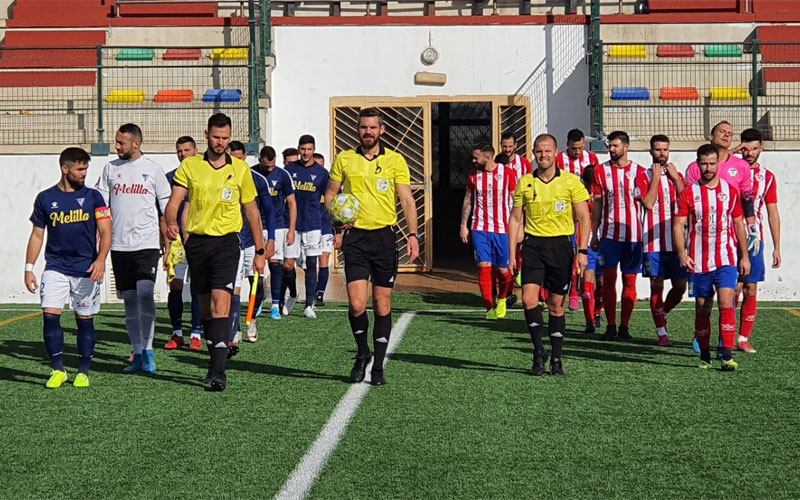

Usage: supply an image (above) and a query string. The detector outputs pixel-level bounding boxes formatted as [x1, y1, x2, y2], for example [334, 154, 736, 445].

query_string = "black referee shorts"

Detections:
[184, 233, 240, 295]
[521, 234, 573, 295]
[342, 226, 398, 288]
[110, 249, 160, 292]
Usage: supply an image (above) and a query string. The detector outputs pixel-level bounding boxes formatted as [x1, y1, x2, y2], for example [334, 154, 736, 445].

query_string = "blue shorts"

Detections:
[599, 239, 642, 274]
[689, 265, 738, 298]
[740, 241, 765, 283]
[472, 230, 510, 268]
[586, 247, 600, 272]
[643, 251, 689, 279]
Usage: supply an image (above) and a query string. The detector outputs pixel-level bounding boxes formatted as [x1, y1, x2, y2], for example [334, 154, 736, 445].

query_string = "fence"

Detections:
[597, 41, 800, 142]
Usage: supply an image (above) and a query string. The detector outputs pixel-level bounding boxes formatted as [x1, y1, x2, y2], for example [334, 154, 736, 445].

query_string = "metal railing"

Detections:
[596, 41, 800, 142]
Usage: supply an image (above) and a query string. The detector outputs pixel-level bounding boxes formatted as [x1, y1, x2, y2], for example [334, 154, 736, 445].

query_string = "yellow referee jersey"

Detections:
[172, 152, 257, 236]
[330, 145, 411, 230]
[513, 168, 589, 237]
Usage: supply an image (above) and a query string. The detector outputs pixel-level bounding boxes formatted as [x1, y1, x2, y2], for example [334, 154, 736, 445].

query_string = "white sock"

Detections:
[737, 335, 749, 343]
[190, 332, 201, 339]
[657, 327, 668, 337]
[173, 329, 183, 337]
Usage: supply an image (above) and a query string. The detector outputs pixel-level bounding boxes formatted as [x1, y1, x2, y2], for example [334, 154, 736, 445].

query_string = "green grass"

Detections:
[1, 295, 799, 499]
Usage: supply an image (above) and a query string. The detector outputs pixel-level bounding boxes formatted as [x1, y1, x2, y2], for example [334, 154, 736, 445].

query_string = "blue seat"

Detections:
[202, 89, 242, 103]
[611, 87, 650, 100]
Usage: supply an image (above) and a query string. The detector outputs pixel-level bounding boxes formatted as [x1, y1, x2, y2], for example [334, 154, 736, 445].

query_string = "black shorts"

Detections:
[184, 233, 240, 295]
[110, 249, 160, 292]
[520, 235, 573, 294]
[342, 226, 398, 288]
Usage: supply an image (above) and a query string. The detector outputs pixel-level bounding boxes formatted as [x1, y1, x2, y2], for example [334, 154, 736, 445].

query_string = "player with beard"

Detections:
[734, 128, 781, 354]
[97, 123, 171, 373]
[460, 143, 517, 319]
[674, 144, 750, 370]
[325, 107, 420, 386]
[25, 148, 112, 388]
[634, 135, 687, 346]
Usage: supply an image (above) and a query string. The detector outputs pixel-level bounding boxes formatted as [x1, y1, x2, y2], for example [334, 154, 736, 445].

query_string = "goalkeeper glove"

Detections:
[746, 224, 760, 256]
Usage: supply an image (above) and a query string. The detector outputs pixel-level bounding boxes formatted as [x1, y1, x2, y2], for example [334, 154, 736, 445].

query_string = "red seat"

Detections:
[657, 45, 695, 58]
[154, 89, 194, 102]
[660, 87, 700, 100]
[163, 49, 202, 61]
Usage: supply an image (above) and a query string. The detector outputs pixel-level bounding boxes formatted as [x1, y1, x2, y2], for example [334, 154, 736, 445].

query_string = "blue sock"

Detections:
[190, 294, 203, 333]
[269, 262, 283, 305]
[316, 266, 329, 296]
[229, 295, 241, 342]
[167, 289, 183, 331]
[75, 317, 97, 374]
[285, 269, 297, 297]
[305, 256, 318, 307]
[42, 313, 65, 371]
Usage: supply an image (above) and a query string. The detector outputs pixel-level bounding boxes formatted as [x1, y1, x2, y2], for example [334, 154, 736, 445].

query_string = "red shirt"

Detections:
[592, 160, 646, 243]
[466, 164, 517, 234]
[676, 180, 743, 273]
[635, 166, 684, 253]
[556, 150, 600, 178]
[750, 165, 778, 241]
[506, 154, 532, 181]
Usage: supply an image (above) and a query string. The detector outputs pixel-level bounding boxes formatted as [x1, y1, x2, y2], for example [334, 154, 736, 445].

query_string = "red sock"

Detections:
[696, 312, 712, 350]
[739, 295, 757, 338]
[621, 273, 637, 327]
[478, 267, 494, 310]
[602, 268, 618, 326]
[650, 286, 666, 328]
[582, 281, 595, 324]
[594, 280, 604, 317]
[498, 270, 513, 300]
[720, 307, 736, 349]
[663, 286, 683, 314]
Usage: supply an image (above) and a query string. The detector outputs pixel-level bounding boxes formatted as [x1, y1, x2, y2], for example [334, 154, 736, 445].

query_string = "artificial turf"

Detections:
[0, 294, 798, 499]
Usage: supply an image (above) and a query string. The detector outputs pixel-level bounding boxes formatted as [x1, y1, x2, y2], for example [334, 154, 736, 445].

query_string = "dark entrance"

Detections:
[431, 101, 492, 270]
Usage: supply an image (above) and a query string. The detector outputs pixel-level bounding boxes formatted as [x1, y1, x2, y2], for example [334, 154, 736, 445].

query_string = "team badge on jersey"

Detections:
[377, 178, 389, 192]
[554, 200, 567, 213]
[222, 187, 233, 201]
[728, 168, 738, 177]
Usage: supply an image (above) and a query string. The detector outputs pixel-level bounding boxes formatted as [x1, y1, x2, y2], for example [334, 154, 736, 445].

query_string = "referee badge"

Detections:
[554, 200, 567, 212]
[222, 187, 233, 201]
[377, 178, 389, 192]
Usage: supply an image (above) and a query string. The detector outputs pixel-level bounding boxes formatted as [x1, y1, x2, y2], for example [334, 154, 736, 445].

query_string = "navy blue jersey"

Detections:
[286, 162, 329, 232]
[319, 195, 333, 235]
[165, 168, 189, 232]
[30, 185, 110, 278]
[239, 169, 276, 249]
[255, 164, 295, 229]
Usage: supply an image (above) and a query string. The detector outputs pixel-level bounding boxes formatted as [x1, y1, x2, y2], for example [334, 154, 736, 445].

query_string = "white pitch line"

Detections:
[275, 311, 417, 500]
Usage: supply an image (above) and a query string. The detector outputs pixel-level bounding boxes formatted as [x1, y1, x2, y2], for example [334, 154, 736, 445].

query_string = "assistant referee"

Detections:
[165, 113, 267, 391]
[508, 133, 591, 376]
[325, 107, 419, 386]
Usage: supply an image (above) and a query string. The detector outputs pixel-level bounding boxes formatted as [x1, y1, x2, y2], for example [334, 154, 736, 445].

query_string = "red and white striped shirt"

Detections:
[592, 160, 646, 242]
[676, 180, 743, 273]
[506, 154, 532, 181]
[750, 165, 778, 241]
[467, 165, 517, 234]
[556, 150, 600, 178]
[635, 166, 684, 252]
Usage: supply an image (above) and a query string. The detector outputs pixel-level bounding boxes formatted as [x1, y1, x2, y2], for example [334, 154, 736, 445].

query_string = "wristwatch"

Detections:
[578, 248, 589, 255]
[408, 233, 419, 239]
[255, 248, 266, 256]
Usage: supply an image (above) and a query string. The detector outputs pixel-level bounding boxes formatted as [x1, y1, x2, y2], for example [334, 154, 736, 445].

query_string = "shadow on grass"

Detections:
[390, 352, 529, 375]
[171, 354, 351, 383]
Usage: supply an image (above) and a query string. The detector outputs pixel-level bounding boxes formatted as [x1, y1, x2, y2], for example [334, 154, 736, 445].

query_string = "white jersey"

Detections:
[97, 155, 171, 251]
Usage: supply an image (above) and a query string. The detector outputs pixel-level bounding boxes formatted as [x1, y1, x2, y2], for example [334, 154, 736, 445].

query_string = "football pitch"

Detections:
[1, 292, 799, 499]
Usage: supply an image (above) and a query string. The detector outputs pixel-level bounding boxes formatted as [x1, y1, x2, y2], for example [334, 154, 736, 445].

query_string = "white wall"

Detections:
[270, 24, 590, 158]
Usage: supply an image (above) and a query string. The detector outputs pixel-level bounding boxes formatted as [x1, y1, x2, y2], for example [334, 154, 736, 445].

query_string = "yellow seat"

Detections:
[105, 90, 145, 104]
[710, 87, 750, 100]
[210, 48, 249, 60]
[609, 45, 648, 58]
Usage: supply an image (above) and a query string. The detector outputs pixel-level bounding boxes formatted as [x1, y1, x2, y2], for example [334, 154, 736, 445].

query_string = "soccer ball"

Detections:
[329, 193, 360, 226]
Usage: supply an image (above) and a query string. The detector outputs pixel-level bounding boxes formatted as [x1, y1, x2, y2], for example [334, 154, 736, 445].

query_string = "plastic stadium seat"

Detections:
[763, 67, 800, 82]
[704, 45, 742, 57]
[154, 89, 194, 102]
[163, 49, 202, 61]
[710, 87, 749, 100]
[116, 48, 155, 61]
[660, 87, 700, 100]
[657, 45, 695, 58]
[105, 90, 146, 103]
[609, 45, 648, 58]
[202, 89, 241, 103]
[611, 87, 650, 100]
[210, 48, 248, 60]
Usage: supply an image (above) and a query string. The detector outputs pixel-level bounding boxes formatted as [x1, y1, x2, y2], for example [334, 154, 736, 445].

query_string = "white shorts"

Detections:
[300, 229, 323, 258]
[40, 269, 102, 316]
[284, 228, 301, 260]
[270, 228, 287, 262]
[173, 260, 188, 282]
[235, 246, 255, 288]
[320, 233, 334, 254]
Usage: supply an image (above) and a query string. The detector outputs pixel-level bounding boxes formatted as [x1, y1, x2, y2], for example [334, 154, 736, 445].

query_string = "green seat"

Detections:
[116, 48, 155, 61]
[704, 44, 742, 57]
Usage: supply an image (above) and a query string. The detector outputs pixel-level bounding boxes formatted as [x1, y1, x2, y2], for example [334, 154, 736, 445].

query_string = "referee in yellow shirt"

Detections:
[509, 134, 591, 376]
[165, 113, 268, 391]
[325, 107, 420, 386]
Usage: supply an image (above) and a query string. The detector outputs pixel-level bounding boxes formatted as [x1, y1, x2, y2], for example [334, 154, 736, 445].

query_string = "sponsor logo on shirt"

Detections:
[294, 181, 317, 192]
[728, 168, 738, 177]
[49, 209, 90, 227]
[51, 202, 58, 209]
[113, 183, 150, 195]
